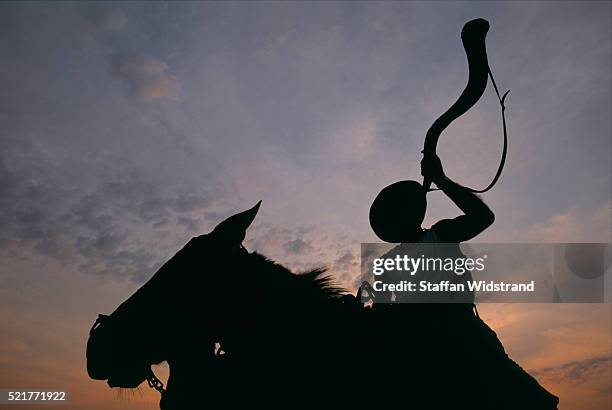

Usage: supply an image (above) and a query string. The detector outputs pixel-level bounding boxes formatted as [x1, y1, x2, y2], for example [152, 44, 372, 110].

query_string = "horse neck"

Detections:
[164, 340, 218, 408]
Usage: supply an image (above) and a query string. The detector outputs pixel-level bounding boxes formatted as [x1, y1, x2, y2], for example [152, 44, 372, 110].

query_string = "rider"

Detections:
[368, 153, 495, 303]
[370, 153, 494, 245]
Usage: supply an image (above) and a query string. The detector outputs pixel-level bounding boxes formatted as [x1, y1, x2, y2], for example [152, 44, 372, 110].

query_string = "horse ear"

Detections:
[211, 201, 261, 245]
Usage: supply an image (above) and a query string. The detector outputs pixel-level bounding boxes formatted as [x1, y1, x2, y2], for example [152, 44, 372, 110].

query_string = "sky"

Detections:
[0, 1, 610, 410]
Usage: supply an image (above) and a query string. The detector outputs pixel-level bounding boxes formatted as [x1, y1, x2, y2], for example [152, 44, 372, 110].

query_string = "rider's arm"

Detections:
[421, 155, 495, 242]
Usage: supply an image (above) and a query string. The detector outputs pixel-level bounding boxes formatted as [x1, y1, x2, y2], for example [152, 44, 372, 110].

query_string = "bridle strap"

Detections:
[91, 313, 167, 398]
[147, 370, 167, 396]
[89, 314, 109, 335]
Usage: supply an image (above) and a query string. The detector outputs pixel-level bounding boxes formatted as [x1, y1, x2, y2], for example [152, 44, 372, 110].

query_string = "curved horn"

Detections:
[422, 18, 490, 191]
[422, 18, 509, 194]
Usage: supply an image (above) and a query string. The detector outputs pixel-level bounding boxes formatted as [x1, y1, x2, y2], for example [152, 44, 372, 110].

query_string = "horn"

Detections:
[212, 201, 261, 245]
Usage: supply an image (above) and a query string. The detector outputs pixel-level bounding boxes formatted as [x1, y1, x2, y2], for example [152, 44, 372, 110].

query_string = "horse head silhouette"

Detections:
[86, 201, 345, 408]
[86, 201, 263, 384]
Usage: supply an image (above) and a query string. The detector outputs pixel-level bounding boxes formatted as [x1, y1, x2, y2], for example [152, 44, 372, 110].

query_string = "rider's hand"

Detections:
[420, 153, 446, 184]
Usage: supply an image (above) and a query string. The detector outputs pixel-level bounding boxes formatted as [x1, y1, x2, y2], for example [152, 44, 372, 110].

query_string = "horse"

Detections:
[86, 202, 559, 409]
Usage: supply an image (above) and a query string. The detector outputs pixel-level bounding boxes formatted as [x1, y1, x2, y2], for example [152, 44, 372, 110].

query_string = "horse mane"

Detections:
[247, 251, 346, 300]
[297, 268, 346, 299]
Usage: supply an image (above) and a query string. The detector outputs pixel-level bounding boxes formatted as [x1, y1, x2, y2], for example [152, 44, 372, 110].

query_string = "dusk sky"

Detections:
[0, 2, 610, 410]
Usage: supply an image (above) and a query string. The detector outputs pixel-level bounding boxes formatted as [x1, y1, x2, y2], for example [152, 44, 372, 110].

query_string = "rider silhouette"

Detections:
[370, 153, 494, 245]
[368, 153, 495, 303]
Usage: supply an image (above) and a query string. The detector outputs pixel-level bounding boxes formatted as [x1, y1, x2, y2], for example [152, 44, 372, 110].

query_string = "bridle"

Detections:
[89, 314, 168, 399]
[87, 246, 246, 407]
[146, 371, 167, 398]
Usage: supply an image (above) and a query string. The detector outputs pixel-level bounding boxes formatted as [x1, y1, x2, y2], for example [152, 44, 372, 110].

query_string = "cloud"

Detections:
[506, 203, 611, 242]
[532, 355, 611, 385]
[0, 147, 214, 282]
[476, 302, 611, 410]
[283, 237, 313, 254]
[333, 250, 358, 272]
[111, 56, 181, 101]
